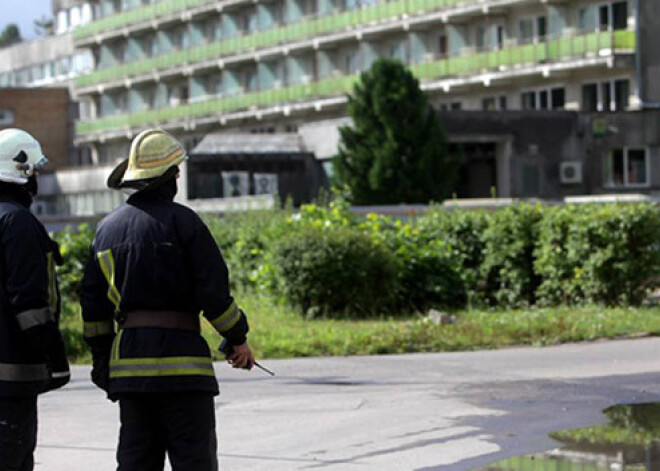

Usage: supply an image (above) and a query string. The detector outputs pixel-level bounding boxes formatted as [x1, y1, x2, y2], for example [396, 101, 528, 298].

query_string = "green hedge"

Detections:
[51, 201, 660, 320]
[274, 226, 399, 317]
[535, 203, 660, 306]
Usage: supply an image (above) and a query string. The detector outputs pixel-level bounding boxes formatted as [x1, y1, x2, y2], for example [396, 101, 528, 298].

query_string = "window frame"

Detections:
[603, 146, 651, 189]
[521, 86, 566, 110]
[582, 77, 631, 112]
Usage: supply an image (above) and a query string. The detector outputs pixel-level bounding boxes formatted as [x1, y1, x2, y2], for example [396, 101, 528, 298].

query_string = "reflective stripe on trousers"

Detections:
[109, 356, 215, 379]
[0, 363, 49, 382]
[83, 320, 115, 338]
[15, 307, 54, 331]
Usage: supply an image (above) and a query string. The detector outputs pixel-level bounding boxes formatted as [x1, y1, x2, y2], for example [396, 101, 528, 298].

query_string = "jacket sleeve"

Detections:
[188, 221, 249, 346]
[80, 245, 116, 358]
[1, 211, 68, 370]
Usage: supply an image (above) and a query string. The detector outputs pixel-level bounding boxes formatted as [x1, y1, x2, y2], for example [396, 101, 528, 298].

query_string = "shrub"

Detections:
[273, 226, 399, 318]
[480, 204, 543, 307]
[204, 210, 289, 291]
[52, 224, 95, 317]
[534, 204, 584, 305]
[415, 208, 489, 305]
[566, 203, 660, 306]
[360, 214, 466, 311]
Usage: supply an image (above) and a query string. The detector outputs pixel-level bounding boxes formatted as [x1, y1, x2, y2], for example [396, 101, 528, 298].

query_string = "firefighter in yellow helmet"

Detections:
[0, 129, 70, 471]
[80, 129, 253, 470]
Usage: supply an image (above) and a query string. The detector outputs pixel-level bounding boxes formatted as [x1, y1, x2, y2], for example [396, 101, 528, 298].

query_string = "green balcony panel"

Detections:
[614, 30, 635, 50]
[75, 0, 218, 40]
[76, 30, 636, 137]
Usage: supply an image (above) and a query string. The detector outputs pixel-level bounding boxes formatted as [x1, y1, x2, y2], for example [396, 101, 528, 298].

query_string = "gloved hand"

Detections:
[46, 335, 70, 391]
[91, 354, 110, 395]
[47, 365, 70, 391]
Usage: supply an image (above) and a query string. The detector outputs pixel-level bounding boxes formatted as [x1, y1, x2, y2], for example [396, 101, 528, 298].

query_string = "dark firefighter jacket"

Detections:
[0, 187, 67, 397]
[80, 180, 249, 398]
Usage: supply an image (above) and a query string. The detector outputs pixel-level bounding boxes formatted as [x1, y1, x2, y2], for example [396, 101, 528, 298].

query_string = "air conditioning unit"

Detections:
[560, 161, 583, 184]
[222, 172, 250, 198]
[253, 173, 279, 196]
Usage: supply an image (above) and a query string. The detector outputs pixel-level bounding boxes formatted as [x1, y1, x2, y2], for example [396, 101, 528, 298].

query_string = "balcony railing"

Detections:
[76, 0, 504, 88]
[74, 0, 217, 40]
[76, 30, 635, 137]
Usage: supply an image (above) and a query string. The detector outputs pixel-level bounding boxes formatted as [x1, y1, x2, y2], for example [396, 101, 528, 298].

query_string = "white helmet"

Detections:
[0, 128, 49, 184]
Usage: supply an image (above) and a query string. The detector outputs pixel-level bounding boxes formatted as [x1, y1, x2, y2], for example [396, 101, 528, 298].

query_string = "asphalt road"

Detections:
[35, 337, 660, 470]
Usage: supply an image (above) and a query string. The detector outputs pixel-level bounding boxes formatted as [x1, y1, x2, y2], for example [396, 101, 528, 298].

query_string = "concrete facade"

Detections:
[440, 110, 660, 199]
[636, 0, 660, 105]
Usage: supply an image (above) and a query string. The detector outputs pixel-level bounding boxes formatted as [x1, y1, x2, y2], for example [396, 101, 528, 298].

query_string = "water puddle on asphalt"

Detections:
[477, 403, 660, 471]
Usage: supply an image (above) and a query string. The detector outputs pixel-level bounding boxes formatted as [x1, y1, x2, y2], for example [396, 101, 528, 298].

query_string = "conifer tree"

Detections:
[334, 58, 459, 204]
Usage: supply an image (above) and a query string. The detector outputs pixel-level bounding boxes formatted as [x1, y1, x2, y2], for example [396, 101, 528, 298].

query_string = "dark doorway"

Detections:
[452, 142, 497, 198]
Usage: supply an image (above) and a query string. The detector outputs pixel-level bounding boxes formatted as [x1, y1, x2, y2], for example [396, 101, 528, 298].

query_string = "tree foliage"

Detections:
[0, 24, 22, 48]
[34, 16, 54, 37]
[333, 58, 459, 205]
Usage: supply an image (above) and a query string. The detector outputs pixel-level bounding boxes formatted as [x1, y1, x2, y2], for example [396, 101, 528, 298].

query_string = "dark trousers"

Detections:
[0, 396, 37, 471]
[117, 393, 218, 471]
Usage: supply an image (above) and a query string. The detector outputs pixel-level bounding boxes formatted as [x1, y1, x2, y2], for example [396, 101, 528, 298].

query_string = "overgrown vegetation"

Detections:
[51, 201, 660, 362]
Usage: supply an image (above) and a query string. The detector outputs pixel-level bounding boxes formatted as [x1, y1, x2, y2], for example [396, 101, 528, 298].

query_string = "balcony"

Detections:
[75, 29, 636, 139]
[75, 0, 528, 89]
[74, 0, 217, 41]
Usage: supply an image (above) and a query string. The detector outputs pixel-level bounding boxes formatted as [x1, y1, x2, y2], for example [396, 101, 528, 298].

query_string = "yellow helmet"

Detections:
[108, 129, 187, 189]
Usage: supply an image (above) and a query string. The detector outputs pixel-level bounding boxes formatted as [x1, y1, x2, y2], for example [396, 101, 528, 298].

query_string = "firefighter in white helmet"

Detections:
[81, 128, 254, 470]
[0, 129, 70, 471]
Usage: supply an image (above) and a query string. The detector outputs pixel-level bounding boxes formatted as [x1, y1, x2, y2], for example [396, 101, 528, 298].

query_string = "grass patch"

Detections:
[61, 294, 660, 363]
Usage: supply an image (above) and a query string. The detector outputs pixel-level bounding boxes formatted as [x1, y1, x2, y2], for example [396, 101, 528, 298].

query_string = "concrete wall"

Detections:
[0, 33, 74, 75]
[0, 88, 71, 170]
[637, 0, 660, 105]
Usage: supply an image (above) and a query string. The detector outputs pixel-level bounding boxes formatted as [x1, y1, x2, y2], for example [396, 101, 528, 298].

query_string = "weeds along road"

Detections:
[37, 337, 660, 471]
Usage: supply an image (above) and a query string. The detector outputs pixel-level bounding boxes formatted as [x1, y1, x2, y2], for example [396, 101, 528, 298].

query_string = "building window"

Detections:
[476, 27, 486, 51]
[482, 96, 508, 111]
[56, 10, 69, 34]
[439, 102, 462, 111]
[168, 84, 189, 106]
[245, 70, 258, 91]
[519, 16, 546, 43]
[537, 16, 547, 40]
[438, 34, 448, 58]
[496, 25, 505, 49]
[604, 148, 649, 187]
[612, 1, 628, 29]
[522, 88, 565, 110]
[0, 109, 15, 126]
[482, 97, 496, 111]
[344, 51, 359, 74]
[519, 18, 534, 43]
[551, 88, 565, 109]
[582, 79, 630, 111]
[614, 79, 630, 110]
[81, 4, 93, 25]
[598, 1, 628, 31]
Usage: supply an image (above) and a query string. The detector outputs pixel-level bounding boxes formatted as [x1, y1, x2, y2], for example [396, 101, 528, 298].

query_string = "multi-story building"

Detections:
[0, 1, 127, 217]
[0, 1, 95, 170]
[3, 0, 658, 216]
[69, 0, 658, 204]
